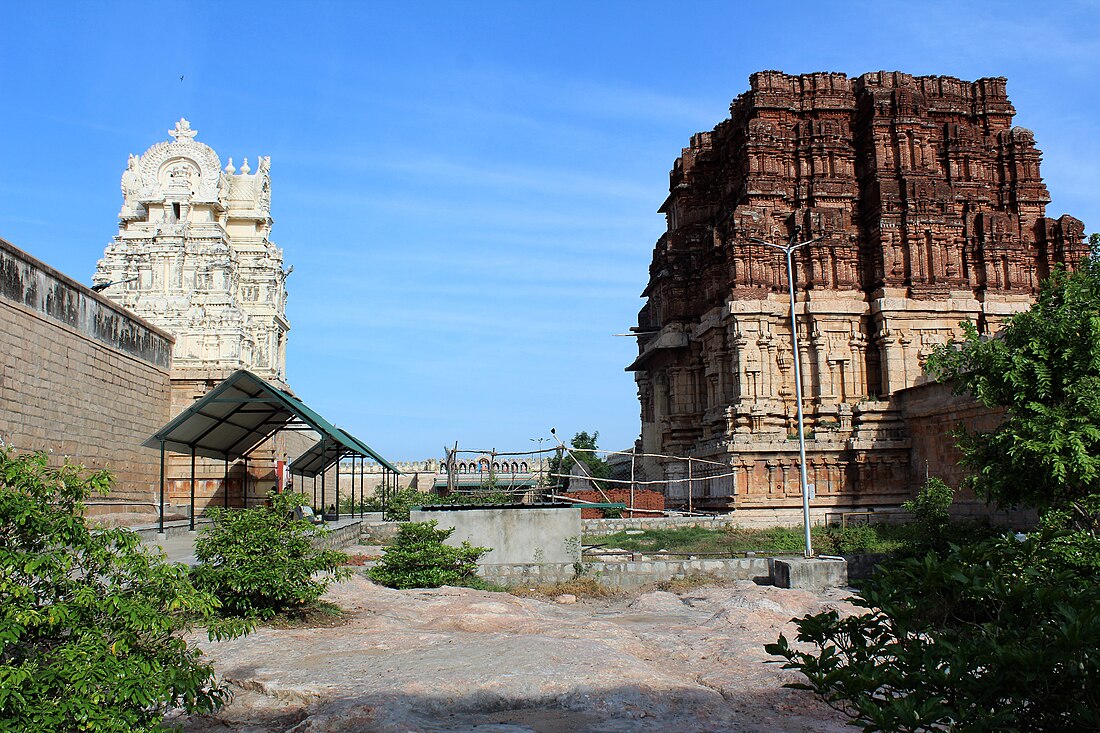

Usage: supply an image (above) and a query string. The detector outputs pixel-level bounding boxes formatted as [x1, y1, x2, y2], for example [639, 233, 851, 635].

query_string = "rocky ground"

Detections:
[171, 572, 858, 733]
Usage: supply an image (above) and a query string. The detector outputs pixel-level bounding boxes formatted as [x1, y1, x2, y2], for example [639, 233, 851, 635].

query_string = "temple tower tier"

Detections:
[94, 118, 290, 388]
[629, 72, 1087, 516]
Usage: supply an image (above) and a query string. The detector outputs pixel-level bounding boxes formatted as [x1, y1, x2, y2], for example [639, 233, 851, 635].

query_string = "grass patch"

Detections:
[650, 572, 725, 593]
[508, 577, 622, 599]
[457, 576, 512, 593]
[261, 600, 348, 629]
[585, 523, 910, 557]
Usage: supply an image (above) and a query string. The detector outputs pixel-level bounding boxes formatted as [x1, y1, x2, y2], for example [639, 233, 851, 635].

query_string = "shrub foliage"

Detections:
[379, 487, 515, 521]
[191, 491, 350, 619]
[370, 520, 489, 589]
[925, 260, 1100, 511]
[768, 534, 1100, 732]
[0, 449, 243, 732]
[773, 261, 1100, 730]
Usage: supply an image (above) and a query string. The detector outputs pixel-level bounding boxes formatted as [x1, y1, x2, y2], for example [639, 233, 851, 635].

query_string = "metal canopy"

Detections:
[291, 427, 399, 478]
[144, 369, 346, 460]
[431, 475, 539, 489]
[144, 369, 403, 534]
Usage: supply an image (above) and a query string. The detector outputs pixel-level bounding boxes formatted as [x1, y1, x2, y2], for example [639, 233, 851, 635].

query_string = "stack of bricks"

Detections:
[568, 488, 665, 519]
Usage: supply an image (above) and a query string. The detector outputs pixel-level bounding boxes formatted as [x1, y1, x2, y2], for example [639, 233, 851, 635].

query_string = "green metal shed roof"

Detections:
[142, 370, 392, 468]
[290, 426, 399, 477]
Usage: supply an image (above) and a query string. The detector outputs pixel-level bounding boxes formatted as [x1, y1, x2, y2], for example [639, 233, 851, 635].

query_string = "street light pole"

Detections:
[529, 437, 546, 496]
[750, 229, 823, 558]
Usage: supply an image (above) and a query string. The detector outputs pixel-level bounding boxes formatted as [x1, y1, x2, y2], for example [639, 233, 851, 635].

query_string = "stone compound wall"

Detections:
[0, 237, 173, 516]
[480, 557, 774, 589]
[582, 514, 742, 536]
[323, 459, 443, 503]
[896, 379, 1036, 523]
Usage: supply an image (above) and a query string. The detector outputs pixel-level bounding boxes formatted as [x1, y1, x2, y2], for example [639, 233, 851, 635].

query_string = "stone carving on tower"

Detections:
[629, 72, 1088, 514]
[95, 119, 291, 390]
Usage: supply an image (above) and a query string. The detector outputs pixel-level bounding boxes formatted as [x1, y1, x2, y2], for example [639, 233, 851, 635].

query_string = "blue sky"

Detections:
[1, 1, 1097, 460]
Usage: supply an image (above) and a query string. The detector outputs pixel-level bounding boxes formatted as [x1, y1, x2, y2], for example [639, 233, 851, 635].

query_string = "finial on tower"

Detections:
[169, 118, 198, 142]
[224, 157, 236, 174]
[239, 157, 251, 175]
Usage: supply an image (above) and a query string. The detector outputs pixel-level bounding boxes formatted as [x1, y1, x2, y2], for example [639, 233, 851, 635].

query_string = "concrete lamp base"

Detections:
[772, 557, 848, 592]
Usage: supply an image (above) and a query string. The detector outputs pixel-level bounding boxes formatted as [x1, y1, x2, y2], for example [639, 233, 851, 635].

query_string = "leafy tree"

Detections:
[0, 449, 246, 733]
[772, 261, 1100, 731]
[191, 490, 350, 619]
[925, 260, 1100, 513]
[547, 431, 612, 491]
[768, 533, 1100, 732]
[369, 520, 489, 589]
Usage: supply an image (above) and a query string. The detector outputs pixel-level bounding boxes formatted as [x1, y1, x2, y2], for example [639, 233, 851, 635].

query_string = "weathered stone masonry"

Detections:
[630, 71, 1088, 513]
[0, 237, 173, 514]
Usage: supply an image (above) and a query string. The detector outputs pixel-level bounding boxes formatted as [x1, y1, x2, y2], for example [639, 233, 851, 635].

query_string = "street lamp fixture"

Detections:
[748, 229, 824, 558]
[91, 275, 138, 292]
[529, 437, 547, 490]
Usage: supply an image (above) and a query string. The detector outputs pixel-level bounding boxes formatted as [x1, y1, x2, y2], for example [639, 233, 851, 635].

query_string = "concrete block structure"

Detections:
[773, 557, 849, 592]
[411, 505, 582, 566]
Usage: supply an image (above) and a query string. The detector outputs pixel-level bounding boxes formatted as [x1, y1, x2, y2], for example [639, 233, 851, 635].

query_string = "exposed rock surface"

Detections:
[173, 576, 857, 732]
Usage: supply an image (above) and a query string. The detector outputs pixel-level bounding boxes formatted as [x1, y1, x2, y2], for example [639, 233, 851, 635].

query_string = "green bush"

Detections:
[0, 449, 247, 732]
[383, 487, 514, 521]
[926, 260, 1100, 511]
[899, 477, 956, 550]
[762, 526, 806, 552]
[813, 523, 882, 555]
[1033, 493, 1100, 577]
[370, 520, 489, 589]
[768, 533, 1100, 731]
[340, 494, 382, 515]
[191, 491, 350, 619]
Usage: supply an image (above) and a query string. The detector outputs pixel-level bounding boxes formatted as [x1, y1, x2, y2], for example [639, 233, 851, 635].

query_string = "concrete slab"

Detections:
[771, 557, 848, 591]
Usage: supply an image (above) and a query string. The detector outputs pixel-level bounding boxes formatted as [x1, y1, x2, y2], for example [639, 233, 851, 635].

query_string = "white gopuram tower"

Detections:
[95, 119, 291, 395]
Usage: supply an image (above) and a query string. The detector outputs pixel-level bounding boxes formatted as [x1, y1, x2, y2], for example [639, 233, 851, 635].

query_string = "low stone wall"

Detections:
[131, 519, 212, 541]
[317, 520, 363, 550]
[360, 520, 400, 544]
[482, 556, 776, 589]
[583, 515, 741, 536]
